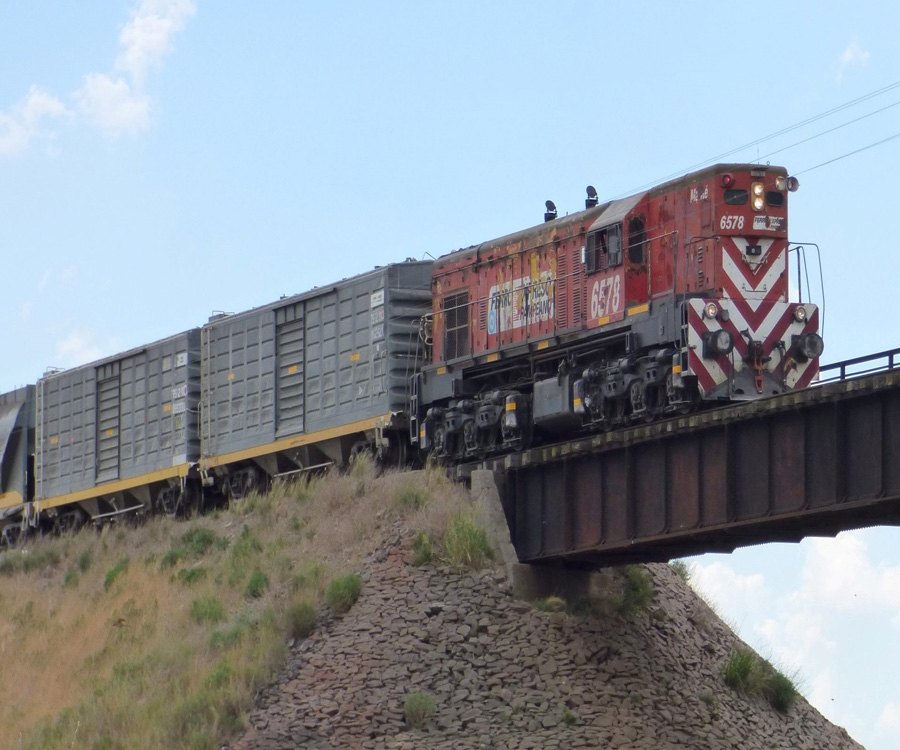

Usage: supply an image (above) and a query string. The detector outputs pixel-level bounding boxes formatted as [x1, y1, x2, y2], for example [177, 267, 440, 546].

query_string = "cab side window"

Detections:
[585, 224, 623, 272]
[628, 217, 646, 264]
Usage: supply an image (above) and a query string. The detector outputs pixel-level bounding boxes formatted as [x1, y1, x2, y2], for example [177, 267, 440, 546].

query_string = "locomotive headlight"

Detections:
[775, 175, 800, 192]
[702, 329, 734, 358]
[751, 182, 765, 211]
[792, 332, 824, 361]
[703, 302, 719, 319]
[793, 305, 808, 323]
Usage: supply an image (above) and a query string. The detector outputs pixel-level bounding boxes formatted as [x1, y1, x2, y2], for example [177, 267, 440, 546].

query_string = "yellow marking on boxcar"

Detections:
[163, 403, 172, 413]
[349, 354, 360, 362]
[288, 364, 299, 374]
[627, 303, 650, 316]
[201, 415, 389, 470]
[50, 436, 58, 445]
[486, 353, 499, 363]
[537, 340, 550, 350]
[436, 366, 447, 375]
[36, 464, 192, 511]
[0, 491, 24, 510]
[105, 429, 114, 437]
[227, 373, 235, 381]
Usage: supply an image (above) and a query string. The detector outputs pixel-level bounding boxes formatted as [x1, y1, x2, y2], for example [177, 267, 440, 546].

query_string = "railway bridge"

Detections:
[469, 350, 900, 567]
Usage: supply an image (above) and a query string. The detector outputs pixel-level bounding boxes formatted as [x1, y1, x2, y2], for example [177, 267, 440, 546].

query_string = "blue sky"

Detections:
[1, 2, 899, 746]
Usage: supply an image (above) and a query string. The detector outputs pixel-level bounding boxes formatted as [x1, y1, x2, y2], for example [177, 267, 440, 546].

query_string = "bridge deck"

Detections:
[470, 367, 900, 566]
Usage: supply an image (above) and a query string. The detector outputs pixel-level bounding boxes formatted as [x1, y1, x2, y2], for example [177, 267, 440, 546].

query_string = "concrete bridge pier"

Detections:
[472, 468, 600, 602]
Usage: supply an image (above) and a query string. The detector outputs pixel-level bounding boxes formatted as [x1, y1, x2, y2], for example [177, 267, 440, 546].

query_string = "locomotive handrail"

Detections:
[818, 347, 900, 383]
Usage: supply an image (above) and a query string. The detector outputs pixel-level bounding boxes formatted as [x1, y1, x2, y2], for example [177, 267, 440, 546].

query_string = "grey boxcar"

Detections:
[35, 330, 201, 521]
[201, 261, 432, 494]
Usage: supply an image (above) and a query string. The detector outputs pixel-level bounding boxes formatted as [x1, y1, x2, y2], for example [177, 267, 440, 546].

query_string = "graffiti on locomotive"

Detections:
[487, 270, 556, 334]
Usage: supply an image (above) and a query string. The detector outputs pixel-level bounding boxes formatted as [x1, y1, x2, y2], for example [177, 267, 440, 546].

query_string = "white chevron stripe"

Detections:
[722, 251, 786, 306]
[725, 237, 776, 273]
[720, 299, 791, 348]
[687, 300, 819, 392]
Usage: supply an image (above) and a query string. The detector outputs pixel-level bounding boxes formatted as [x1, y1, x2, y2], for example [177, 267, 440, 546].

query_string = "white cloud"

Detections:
[876, 701, 900, 733]
[690, 561, 766, 616]
[37, 269, 53, 292]
[0, 86, 68, 156]
[115, 0, 196, 87]
[2, 0, 194, 153]
[75, 74, 151, 136]
[800, 534, 900, 622]
[54, 331, 108, 369]
[836, 38, 870, 83]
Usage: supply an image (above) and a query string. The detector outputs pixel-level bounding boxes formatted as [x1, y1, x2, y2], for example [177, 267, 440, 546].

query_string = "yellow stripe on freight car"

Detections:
[201, 414, 390, 470]
[0, 491, 24, 510]
[36, 464, 193, 511]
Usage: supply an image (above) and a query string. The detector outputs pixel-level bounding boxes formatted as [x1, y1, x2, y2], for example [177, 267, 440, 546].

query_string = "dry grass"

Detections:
[0, 457, 472, 750]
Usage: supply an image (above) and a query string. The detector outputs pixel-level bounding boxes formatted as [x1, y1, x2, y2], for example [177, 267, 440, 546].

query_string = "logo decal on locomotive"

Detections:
[487, 271, 556, 334]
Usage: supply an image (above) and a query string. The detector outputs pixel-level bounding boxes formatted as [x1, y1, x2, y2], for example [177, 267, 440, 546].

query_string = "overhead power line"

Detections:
[612, 78, 900, 199]
[795, 131, 900, 175]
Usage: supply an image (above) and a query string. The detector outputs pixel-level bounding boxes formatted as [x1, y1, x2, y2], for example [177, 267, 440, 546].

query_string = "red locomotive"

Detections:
[412, 164, 823, 461]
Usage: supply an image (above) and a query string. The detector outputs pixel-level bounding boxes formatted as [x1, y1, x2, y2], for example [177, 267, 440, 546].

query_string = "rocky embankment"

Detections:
[229, 537, 863, 750]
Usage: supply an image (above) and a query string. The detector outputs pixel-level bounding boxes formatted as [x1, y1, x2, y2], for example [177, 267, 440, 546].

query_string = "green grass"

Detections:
[77, 550, 92, 573]
[103, 558, 129, 591]
[669, 559, 691, 581]
[397, 486, 428, 510]
[722, 648, 800, 712]
[723, 648, 763, 692]
[245, 571, 268, 599]
[442, 512, 493, 571]
[180, 528, 218, 557]
[0, 548, 62, 576]
[190, 596, 225, 624]
[534, 596, 568, 613]
[325, 573, 361, 614]
[284, 600, 317, 640]
[618, 565, 654, 614]
[177, 567, 208, 585]
[411, 531, 434, 566]
[403, 692, 436, 729]
[763, 668, 800, 712]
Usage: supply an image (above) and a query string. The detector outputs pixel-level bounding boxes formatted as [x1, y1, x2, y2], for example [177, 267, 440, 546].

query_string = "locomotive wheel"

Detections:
[628, 379, 646, 419]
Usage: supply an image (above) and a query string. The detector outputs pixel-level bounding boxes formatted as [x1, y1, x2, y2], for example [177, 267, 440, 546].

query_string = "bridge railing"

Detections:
[818, 347, 900, 384]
